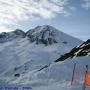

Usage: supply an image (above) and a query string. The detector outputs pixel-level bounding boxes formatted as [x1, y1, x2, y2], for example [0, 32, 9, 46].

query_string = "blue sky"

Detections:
[0, 0, 90, 41]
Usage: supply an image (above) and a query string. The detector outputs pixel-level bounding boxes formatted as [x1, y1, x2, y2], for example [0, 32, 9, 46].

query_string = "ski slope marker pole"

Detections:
[71, 63, 76, 85]
[83, 65, 88, 90]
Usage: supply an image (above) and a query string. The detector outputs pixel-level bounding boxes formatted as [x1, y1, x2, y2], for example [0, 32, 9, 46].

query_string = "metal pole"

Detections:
[83, 65, 88, 90]
[71, 63, 76, 85]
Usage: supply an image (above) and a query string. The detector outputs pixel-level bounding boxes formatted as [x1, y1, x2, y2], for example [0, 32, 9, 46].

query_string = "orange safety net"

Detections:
[85, 73, 90, 86]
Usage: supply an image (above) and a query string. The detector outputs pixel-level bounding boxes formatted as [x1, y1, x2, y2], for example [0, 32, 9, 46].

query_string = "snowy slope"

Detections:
[32, 57, 90, 90]
[2, 56, 90, 90]
[0, 25, 84, 90]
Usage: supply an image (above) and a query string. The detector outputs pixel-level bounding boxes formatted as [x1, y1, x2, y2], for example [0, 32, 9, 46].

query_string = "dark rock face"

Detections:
[55, 39, 90, 62]
[14, 73, 20, 77]
[26, 25, 58, 45]
[0, 32, 8, 39]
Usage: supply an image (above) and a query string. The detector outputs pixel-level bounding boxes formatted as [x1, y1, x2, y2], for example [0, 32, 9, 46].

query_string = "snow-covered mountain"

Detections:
[26, 25, 58, 45]
[0, 25, 82, 73]
[0, 25, 87, 90]
[26, 25, 82, 46]
[0, 29, 26, 43]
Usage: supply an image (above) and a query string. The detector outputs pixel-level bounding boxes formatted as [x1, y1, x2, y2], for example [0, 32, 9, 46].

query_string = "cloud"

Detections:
[82, 0, 90, 9]
[0, 0, 70, 32]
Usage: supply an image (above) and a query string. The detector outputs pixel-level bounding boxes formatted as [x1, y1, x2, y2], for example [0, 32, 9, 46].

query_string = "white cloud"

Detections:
[82, 0, 90, 9]
[0, 0, 70, 32]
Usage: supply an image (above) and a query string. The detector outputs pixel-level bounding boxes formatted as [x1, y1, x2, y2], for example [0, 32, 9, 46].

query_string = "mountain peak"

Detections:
[26, 25, 58, 45]
[26, 25, 82, 46]
[0, 29, 26, 43]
